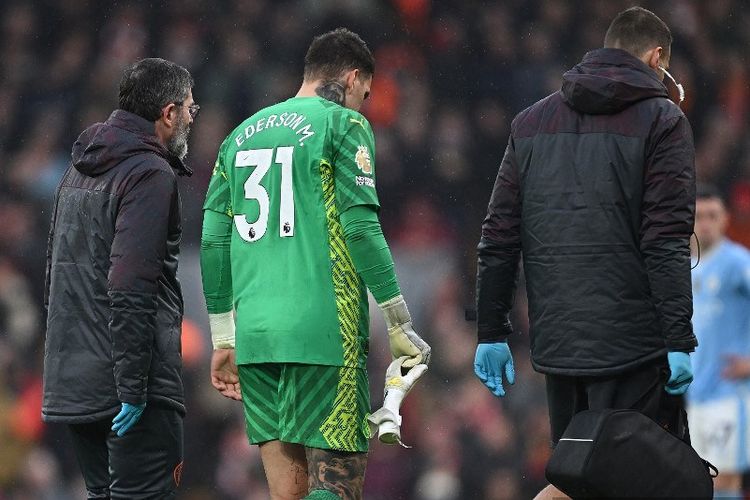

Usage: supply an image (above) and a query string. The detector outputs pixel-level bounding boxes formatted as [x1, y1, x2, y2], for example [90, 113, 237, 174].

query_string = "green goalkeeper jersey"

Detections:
[203, 96, 380, 368]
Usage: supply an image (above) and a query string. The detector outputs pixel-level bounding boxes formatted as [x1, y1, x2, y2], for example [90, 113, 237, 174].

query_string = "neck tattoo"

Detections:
[315, 81, 346, 106]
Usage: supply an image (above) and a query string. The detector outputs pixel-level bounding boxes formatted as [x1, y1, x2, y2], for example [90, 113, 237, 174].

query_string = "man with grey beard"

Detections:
[43, 58, 197, 499]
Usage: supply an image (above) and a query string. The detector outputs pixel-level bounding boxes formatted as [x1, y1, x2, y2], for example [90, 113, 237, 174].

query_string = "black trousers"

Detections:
[545, 357, 689, 446]
[67, 406, 183, 499]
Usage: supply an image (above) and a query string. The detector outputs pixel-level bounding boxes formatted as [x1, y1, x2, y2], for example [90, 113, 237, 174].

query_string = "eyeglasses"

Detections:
[174, 101, 201, 119]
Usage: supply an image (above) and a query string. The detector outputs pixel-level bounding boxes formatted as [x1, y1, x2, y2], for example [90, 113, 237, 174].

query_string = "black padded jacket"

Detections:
[43, 110, 191, 422]
[476, 48, 697, 376]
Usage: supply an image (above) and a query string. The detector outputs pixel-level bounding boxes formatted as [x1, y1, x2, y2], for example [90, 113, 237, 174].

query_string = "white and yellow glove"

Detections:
[379, 295, 431, 368]
[368, 356, 428, 447]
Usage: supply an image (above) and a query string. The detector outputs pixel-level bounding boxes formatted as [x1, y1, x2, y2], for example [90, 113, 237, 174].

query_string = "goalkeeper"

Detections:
[200, 28, 430, 500]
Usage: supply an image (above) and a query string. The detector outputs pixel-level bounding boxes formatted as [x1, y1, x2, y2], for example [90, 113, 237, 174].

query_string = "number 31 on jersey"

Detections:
[234, 146, 295, 242]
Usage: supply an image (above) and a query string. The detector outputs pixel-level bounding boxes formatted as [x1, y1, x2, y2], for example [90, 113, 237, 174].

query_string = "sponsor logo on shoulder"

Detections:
[356, 176, 375, 188]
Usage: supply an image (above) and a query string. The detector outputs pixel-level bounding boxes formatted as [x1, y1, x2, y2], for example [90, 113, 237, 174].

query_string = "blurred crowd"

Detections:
[1, 0, 749, 498]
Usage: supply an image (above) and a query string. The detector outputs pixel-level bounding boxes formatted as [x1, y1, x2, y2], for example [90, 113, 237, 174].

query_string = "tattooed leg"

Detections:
[315, 81, 346, 106]
[305, 447, 367, 500]
[259, 440, 308, 500]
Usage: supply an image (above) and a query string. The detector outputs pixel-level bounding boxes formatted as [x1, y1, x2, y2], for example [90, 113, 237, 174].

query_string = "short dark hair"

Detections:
[118, 58, 194, 121]
[303, 28, 375, 82]
[696, 183, 725, 203]
[604, 7, 672, 58]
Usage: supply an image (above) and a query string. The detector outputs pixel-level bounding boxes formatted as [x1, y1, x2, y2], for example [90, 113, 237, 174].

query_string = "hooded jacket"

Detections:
[477, 48, 697, 376]
[43, 109, 191, 422]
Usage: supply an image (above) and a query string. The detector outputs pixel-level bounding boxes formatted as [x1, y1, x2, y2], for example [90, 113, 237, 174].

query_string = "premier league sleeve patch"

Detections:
[355, 145, 372, 175]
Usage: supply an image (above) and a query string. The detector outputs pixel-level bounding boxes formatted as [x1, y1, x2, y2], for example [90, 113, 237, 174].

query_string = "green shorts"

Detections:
[239, 363, 370, 452]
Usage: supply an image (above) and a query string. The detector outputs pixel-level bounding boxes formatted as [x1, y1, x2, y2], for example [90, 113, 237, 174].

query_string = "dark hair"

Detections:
[696, 183, 725, 203]
[303, 28, 374, 82]
[118, 58, 194, 121]
[604, 7, 672, 58]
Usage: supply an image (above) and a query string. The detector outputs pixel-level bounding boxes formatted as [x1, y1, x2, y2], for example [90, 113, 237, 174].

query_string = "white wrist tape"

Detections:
[378, 294, 411, 328]
[209, 311, 235, 349]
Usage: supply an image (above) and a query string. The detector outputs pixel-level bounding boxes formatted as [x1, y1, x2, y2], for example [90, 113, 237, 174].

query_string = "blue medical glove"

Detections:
[474, 342, 515, 397]
[665, 352, 693, 395]
[112, 402, 146, 437]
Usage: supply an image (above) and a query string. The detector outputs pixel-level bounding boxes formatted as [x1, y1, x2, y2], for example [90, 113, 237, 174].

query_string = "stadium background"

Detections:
[1, 0, 748, 498]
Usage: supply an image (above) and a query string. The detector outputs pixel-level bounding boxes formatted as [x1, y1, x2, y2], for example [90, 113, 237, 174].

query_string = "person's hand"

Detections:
[379, 295, 431, 368]
[721, 354, 750, 380]
[211, 348, 241, 401]
[388, 323, 431, 369]
[112, 402, 146, 437]
[665, 351, 693, 395]
[474, 342, 515, 397]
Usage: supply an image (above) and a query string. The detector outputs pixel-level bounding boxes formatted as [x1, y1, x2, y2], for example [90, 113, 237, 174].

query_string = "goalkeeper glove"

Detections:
[112, 402, 146, 437]
[665, 351, 693, 395]
[209, 310, 235, 349]
[368, 356, 428, 447]
[379, 295, 431, 368]
[474, 342, 515, 397]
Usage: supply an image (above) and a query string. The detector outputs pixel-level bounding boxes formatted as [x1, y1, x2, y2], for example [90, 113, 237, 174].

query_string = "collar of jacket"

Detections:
[561, 47, 669, 115]
[108, 109, 193, 177]
[581, 47, 664, 85]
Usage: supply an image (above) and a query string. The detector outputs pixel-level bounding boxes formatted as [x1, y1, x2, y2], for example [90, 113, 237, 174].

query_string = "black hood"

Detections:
[561, 48, 669, 115]
[71, 109, 192, 177]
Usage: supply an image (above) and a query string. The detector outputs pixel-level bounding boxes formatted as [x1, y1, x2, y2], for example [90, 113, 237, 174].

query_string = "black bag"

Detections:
[545, 409, 716, 498]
